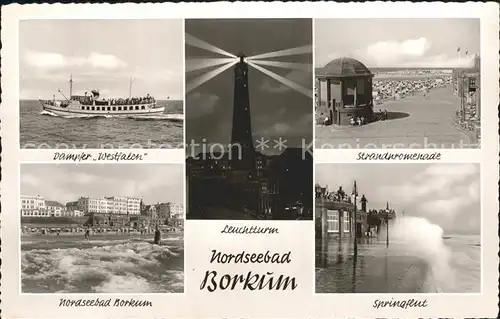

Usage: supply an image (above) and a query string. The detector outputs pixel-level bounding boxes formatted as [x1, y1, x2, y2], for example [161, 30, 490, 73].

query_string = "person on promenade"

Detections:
[154, 226, 161, 245]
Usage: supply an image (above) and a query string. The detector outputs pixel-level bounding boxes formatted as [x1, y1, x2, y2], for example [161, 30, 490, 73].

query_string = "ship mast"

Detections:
[129, 77, 135, 98]
[69, 75, 73, 97]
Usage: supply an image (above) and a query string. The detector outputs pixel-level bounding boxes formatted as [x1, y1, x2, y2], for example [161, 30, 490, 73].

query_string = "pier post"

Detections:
[352, 181, 358, 256]
[320, 199, 327, 245]
[386, 211, 389, 248]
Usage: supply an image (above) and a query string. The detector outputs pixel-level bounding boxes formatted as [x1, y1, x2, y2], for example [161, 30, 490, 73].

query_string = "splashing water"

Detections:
[386, 216, 454, 292]
[315, 216, 480, 293]
[21, 237, 184, 293]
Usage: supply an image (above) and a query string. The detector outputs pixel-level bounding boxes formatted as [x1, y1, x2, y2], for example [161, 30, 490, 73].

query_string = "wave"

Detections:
[40, 110, 106, 119]
[384, 216, 480, 293]
[384, 216, 453, 292]
[129, 114, 184, 121]
[21, 241, 184, 293]
[39, 110, 183, 121]
[40, 110, 60, 117]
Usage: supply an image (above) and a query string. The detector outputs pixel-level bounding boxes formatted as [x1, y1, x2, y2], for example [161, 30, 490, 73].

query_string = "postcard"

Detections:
[1, 2, 498, 319]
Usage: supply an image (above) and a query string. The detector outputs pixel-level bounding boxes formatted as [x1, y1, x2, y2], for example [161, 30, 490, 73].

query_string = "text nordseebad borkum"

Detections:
[59, 298, 152, 307]
[200, 250, 297, 292]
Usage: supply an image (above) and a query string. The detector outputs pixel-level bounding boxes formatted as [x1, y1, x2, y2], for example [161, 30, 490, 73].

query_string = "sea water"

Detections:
[316, 216, 480, 293]
[21, 233, 184, 293]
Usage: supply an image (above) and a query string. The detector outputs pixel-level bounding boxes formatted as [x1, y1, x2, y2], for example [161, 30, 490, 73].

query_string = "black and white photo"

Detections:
[315, 163, 481, 293]
[20, 19, 184, 149]
[184, 19, 314, 220]
[315, 19, 481, 149]
[20, 164, 184, 293]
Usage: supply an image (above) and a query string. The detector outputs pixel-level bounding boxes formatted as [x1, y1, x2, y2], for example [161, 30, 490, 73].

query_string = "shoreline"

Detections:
[21, 230, 184, 238]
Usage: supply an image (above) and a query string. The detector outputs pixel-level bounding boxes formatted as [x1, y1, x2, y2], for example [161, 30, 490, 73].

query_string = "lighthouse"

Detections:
[230, 53, 255, 170]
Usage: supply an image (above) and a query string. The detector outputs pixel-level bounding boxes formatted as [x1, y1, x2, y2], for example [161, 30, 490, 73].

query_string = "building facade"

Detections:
[45, 200, 66, 217]
[155, 202, 172, 224]
[65, 201, 85, 217]
[78, 196, 141, 215]
[21, 195, 46, 210]
[315, 184, 370, 240]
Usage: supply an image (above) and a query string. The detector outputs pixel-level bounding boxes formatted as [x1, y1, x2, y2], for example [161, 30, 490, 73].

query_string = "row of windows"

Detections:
[21, 205, 38, 209]
[22, 211, 53, 216]
[326, 210, 350, 233]
[81, 105, 146, 111]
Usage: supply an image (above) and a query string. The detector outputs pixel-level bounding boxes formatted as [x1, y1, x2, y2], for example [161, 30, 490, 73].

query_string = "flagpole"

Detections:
[352, 181, 358, 256]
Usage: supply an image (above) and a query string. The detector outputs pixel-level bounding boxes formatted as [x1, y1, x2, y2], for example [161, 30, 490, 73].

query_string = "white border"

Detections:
[1, 2, 499, 319]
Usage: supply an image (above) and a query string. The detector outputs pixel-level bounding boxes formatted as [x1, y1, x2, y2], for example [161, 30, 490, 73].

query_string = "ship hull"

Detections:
[163, 114, 184, 122]
[40, 102, 165, 118]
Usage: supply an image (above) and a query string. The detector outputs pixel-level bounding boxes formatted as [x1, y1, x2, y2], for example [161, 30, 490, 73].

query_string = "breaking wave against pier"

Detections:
[316, 216, 480, 293]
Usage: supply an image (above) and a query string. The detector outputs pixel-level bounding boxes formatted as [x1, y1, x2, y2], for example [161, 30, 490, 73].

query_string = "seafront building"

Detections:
[315, 184, 396, 241]
[21, 195, 46, 210]
[77, 196, 141, 215]
[45, 200, 66, 217]
[20, 194, 183, 231]
[21, 195, 67, 217]
[452, 55, 481, 143]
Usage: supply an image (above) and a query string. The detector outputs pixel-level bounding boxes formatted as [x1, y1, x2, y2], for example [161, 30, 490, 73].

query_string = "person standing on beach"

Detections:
[154, 226, 161, 245]
[84, 228, 90, 241]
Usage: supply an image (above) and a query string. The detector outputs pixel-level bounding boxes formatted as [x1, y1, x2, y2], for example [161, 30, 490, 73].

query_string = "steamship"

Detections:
[39, 76, 166, 118]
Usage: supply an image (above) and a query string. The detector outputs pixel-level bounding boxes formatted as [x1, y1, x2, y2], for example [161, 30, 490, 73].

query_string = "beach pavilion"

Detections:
[315, 57, 375, 125]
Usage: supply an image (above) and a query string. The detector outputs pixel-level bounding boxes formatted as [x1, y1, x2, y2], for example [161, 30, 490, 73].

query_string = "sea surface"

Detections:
[316, 218, 481, 293]
[20, 100, 183, 149]
[21, 233, 184, 293]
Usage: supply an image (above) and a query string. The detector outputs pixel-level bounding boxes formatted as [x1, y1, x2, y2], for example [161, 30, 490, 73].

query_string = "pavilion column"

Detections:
[317, 79, 322, 107]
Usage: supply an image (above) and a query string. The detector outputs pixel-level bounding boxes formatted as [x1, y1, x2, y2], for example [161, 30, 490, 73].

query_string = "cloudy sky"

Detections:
[185, 19, 313, 154]
[20, 20, 183, 100]
[21, 164, 183, 206]
[315, 19, 480, 68]
[316, 163, 480, 234]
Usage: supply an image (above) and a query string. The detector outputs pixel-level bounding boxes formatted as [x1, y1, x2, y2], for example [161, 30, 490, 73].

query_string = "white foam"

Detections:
[385, 216, 454, 292]
[22, 241, 182, 293]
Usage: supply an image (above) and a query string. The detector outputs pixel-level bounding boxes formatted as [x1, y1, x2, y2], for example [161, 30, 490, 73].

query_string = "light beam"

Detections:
[249, 60, 311, 72]
[186, 60, 238, 93]
[186, 58, 237, 73]
[185, 34, 236, 58]
[248, 61, 312, 98]
[247, 45, 312, 60]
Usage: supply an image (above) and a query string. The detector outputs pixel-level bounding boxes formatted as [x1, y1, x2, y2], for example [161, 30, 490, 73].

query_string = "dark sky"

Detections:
[185, 19, 313, 155]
